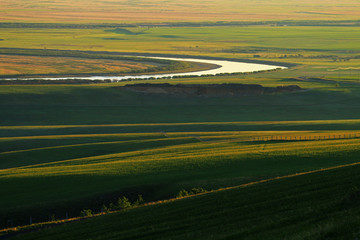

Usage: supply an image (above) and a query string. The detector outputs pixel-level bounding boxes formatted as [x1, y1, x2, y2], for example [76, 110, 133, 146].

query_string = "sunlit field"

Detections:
[0, 55, 159, 76]
[1, 26, 360, 81]
[1, 0, 360, 23]
[1, 0, 360, 238]
[8, 162, 360, 240]
[2, 124, 360, 230]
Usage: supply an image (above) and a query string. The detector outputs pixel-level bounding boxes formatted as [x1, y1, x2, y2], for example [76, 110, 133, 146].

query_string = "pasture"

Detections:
[1, 5, 360, 237]
[4, 145, 360, 239]
[1, 80, 360, 230]
[0, 82, 360, 126]
[0, 54, 157, 76]
[2, 124, 360, 229]
[1, 25, 360, 82]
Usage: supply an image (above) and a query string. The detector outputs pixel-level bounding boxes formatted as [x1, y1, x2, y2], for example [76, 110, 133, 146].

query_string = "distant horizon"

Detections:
[1, 0, 359, 23]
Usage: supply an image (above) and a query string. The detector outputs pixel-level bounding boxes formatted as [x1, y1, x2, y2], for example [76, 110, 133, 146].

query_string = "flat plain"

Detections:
[1, 0, 360, 22]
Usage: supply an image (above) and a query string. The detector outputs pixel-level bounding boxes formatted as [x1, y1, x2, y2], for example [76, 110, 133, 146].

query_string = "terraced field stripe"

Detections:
[1, 119, 360, 130]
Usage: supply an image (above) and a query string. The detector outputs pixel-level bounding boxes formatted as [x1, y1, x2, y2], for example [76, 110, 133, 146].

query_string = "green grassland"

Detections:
[1, 25, 360, 232]
[1, 25, 360, 82]
[2, 127, 360, 230]
[8, 156, 360, 240]
[0, 83, 360, 126]
[1, 11, 360, 238]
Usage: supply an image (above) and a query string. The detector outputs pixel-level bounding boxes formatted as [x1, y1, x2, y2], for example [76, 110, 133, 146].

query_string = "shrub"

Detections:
[133, 195, 145, 207]
[177, 189, 189, 198]
[190, 188, 207, 195]
[101, 204, 110, 213]
[117, 196, 132, 209]
[109, 203, 116, 211]
[80, 209, 93, 217]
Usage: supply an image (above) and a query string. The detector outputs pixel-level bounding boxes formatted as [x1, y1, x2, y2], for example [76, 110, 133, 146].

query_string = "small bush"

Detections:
[80, 209, 93, 217]
[133, 195, 145, 207]
[101, 204, 110, 213]
[177, 188, 208, 198]
[117, 196, 132, 209]
[190, 188, 207, 195]
[109, 203, 116, 211]
[177, 189, 189, 198]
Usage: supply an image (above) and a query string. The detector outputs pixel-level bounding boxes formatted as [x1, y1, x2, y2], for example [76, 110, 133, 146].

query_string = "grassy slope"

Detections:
[1, 78, 360, 228]
[10, 162, 360, 240]
[1, 8, 360, 237]
[2, 128, 360, 227]
[0, 84, 359, 126]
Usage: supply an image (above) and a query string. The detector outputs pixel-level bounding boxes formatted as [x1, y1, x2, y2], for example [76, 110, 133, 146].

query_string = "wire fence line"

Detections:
[252, 133, 360, 142]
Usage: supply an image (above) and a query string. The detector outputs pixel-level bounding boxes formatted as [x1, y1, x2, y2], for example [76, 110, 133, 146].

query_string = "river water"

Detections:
[6, 56, 287, 81]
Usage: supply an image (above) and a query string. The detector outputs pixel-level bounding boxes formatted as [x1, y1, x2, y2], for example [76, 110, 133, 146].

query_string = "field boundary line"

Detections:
[2, 119, 360, 130]
[0, 136, 178, 155]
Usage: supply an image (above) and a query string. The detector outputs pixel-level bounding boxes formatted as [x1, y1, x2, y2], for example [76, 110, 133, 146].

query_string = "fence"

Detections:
[252, 133, 360, 142]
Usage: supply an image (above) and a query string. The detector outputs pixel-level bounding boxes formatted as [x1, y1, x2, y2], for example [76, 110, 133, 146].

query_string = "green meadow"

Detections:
[2, 125, 360, 229]
[10, 162, 360, 240]
[2, 83, 360, 230]
[1, 25, 360, 82]
[0, 83, 360, 126]
[1, 10, 360, 238]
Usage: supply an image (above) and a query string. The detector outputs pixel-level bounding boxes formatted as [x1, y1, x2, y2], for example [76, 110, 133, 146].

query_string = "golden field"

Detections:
[0, 54, 156, 76]
[1, 0, 359, 23]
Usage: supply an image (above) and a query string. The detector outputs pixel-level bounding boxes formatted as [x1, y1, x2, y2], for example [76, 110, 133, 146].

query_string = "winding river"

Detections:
[7, 56, 287, 81]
